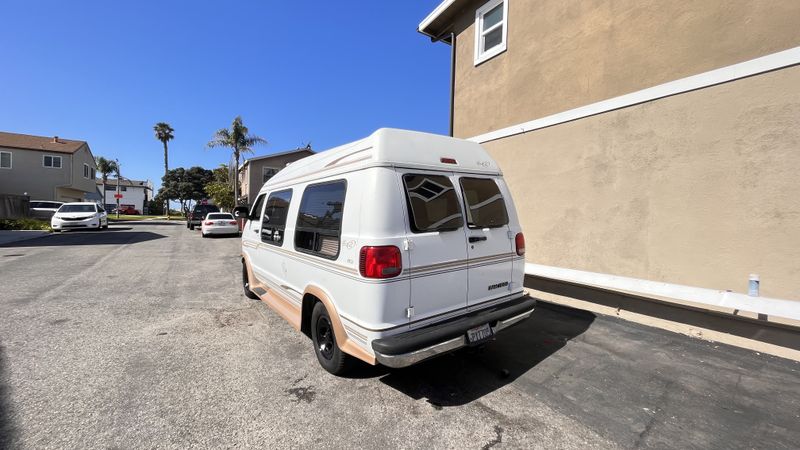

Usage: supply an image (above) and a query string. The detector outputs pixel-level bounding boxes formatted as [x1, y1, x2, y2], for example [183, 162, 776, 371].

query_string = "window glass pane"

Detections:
[403, 174, 463, 232]
[59, 205, 95, 213]
[53, 157, 61, 168]
[460, 178, 509, 228]
[482, 3, 503, 32]
[263, 168, 278, 183]
[249, 194, 265, 221]
[44, 156, 52, 167]
[207, 213, 232, 220]
[484, 27, 503, 51]
[262, 189, 292, 245]
[0, 152, 10, 168]
[295, 180, 346, 257]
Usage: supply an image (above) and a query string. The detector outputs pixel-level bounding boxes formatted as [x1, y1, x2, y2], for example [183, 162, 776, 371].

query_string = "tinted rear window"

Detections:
[295, 180, 346, 258]
[403, 174, 463, 232]
[193, 205, 219, 215]
[207, 213, 233, 220]
[459, 178, 509, 228]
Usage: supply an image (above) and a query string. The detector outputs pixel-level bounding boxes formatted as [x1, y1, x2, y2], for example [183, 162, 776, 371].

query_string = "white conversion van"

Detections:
[234, 128, 535, 374]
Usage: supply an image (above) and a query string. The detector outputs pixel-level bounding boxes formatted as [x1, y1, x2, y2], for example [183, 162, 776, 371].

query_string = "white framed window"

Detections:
[83, 163, 90, 178]
[43, 155, 62, 168]
[0, 151, 10, 169]
[474, 0, 508, 66]
[263, 167, 279, 183]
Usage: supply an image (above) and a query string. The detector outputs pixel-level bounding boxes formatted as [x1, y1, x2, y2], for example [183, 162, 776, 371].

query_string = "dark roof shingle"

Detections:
[0, 131, 87, 154]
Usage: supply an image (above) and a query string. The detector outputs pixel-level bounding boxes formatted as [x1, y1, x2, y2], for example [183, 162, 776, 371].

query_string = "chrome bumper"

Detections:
[373, 307, 534, 368]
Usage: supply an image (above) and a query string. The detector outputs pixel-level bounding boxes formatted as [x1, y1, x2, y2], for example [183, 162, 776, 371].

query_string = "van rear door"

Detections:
[399, 171, 469, 328]
[459, 176, 514, 308]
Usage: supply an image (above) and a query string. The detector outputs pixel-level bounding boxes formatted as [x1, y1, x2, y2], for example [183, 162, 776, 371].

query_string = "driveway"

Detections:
[0, 222, 798, 449]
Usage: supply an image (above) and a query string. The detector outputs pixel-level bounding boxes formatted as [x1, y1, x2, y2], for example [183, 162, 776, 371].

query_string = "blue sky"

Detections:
[0, 1, 449, 191]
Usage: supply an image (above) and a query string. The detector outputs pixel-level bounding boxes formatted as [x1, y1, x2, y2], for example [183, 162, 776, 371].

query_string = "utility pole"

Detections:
[115, 159, 121, 219]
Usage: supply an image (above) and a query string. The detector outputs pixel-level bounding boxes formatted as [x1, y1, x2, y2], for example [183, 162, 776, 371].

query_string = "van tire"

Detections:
[311, 302, 351, 375]
[189, 223, 195, 230]
[242, 264, 259, 300]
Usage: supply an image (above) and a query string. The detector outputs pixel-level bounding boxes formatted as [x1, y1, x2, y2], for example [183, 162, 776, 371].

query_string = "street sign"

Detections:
[114, 193, 123, 199]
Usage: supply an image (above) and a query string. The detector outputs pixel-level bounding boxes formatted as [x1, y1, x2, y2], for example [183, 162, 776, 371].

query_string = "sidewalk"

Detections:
[0, 230, 50, 246]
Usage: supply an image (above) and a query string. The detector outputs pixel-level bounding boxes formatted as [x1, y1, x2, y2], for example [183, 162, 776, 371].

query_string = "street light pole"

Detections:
[115, 159, 120, 219]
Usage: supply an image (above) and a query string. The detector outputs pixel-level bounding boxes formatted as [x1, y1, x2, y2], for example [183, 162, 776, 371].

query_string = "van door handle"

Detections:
[468, 236, 487, 243]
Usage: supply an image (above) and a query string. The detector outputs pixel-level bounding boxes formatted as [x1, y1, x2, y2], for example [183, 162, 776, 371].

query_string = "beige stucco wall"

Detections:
[452, 0, 800, 138]
[485, 65, 800, 301]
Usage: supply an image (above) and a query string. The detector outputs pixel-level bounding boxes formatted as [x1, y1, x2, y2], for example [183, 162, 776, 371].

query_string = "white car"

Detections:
[51, 202, 108, 231]
[235, 128, 534, 375]
[29, 200, 64, 220]
[201, 212, 239, 237]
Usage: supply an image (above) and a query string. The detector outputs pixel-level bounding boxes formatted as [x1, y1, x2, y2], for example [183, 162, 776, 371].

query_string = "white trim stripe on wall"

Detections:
[526, 263, 800, 322]
[470, 46, 800, 144]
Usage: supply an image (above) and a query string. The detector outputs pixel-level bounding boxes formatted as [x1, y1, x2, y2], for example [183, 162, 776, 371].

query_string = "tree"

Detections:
[94, 157, 118, 208]
[207, 116, 266, 205]
[157, 166, 213, 215]
[204, 164, 235, 210]
[154, 122, 175, 216]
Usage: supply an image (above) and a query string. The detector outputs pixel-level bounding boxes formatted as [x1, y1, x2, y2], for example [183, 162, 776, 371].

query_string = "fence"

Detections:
[0, 194, 29, 220]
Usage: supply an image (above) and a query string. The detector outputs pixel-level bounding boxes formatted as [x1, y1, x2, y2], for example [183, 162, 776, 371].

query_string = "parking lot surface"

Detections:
[0, 222, 798, 449]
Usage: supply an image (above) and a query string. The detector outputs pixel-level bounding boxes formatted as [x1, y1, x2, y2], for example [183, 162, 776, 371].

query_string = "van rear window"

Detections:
[295, 180, 346, 259]
[403, 174, 463, 233]
[459, 178, 509, 228]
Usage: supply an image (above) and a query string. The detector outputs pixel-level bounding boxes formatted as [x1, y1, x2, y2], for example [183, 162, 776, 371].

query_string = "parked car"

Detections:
[51, 202, 108, 231]
[187, 204, 219, 230]
[234, 128, 534, 375]
[200, 213, 239, 237]
[29, 200, 64, 220]
[113, 206, 140, 215]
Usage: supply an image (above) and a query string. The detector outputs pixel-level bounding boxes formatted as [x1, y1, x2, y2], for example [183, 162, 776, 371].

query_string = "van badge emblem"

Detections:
[488, 281, 509, 291]
[344, 240, 356, 249]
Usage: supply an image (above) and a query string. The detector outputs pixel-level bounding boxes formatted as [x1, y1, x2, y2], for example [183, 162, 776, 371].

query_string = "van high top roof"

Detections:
[263, 128, 502, 190]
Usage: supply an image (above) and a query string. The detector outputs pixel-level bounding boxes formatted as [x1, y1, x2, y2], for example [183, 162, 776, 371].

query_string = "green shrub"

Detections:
[0, 218, 52, 231]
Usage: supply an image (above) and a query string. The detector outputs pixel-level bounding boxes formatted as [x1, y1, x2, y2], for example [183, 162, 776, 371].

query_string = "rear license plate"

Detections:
[466, 323, 493, 345]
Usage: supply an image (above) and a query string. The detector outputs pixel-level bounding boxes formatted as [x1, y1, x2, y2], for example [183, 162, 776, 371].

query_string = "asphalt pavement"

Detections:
[0, 222, 798, 449]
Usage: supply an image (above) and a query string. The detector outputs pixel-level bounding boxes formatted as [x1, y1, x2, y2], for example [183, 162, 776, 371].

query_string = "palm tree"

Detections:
[207, 116, 266, 205]
[95, 156, 118, 209]
[154, 122, 175, 217]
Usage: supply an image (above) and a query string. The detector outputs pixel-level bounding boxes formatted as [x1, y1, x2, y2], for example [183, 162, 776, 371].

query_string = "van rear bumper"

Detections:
[371, 294, 536, 368]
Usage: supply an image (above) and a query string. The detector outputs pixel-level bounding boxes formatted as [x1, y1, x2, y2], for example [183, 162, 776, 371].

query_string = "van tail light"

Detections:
[205, 221, 213, 225]
[515, 232, 525, 256]
[360, 246, 402, 279]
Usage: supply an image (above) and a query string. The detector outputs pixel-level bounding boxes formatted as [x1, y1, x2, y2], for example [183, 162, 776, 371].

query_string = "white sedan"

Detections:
[51, 202, 108, 231]
[201, 213, 240, 237]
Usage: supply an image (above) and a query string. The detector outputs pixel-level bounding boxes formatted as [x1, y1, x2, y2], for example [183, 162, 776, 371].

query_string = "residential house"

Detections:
[95, 178, 153, 213]
[418, 0, 800, 301]
[0, 131, 98, 202]
[239, 146, 314, 205]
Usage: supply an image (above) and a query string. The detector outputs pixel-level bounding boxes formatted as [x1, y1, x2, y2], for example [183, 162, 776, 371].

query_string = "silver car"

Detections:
[29, 201, 64, 220]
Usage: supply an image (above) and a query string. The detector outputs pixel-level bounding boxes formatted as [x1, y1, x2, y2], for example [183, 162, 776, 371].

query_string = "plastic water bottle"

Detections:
[748, 274, 760, 297]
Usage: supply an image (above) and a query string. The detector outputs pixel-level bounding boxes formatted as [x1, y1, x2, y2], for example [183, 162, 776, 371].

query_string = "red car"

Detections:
[115, 206, 140, 215]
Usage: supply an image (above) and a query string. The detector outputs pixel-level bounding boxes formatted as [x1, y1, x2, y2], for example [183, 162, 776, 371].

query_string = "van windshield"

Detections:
[459, 178, 509, 228]
[403, 174, 463, 232]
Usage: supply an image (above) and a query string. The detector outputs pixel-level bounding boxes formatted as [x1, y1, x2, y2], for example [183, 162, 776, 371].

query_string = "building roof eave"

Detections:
[418, 0, 467, 42]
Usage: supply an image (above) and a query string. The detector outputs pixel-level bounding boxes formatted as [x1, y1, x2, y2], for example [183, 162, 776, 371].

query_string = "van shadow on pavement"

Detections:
[374, 302, 595, 407]
[0, 230, 165, 247]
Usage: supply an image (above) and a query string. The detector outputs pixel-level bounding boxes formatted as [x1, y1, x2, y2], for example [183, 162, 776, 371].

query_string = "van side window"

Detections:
[295, 180, 346, 259]
[249, 194, 266, 221]
[261, 189, 292, 246]
[402, 174, 463, 233]
[459, 178, 509, 228]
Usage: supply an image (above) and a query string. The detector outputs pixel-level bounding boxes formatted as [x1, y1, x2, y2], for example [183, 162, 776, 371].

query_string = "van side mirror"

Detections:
[233, 206, 249, 218]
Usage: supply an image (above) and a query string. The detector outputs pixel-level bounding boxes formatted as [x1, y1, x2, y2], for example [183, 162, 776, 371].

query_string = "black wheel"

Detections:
[189, 223, 194, 230]
[311, 302, 352, 375]
[201, 232, 207, 238]
[242, 264, 259, 299]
